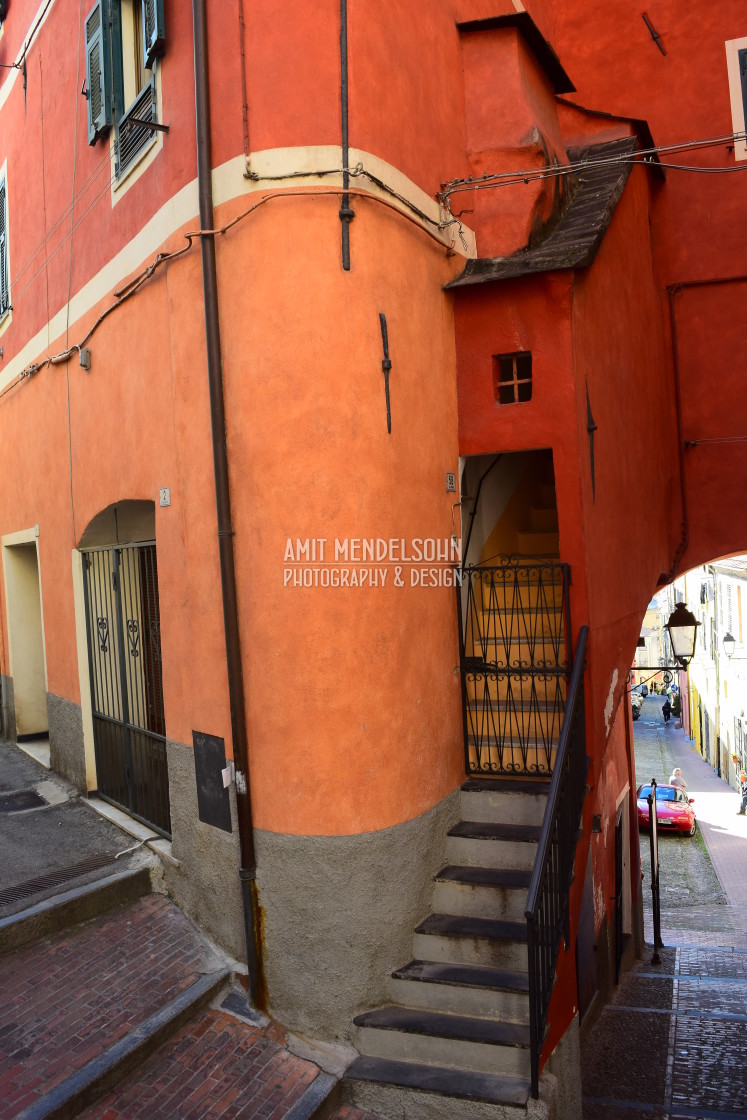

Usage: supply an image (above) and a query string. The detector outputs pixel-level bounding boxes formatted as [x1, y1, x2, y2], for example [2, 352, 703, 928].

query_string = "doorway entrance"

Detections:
[81, 541, 170, 836]
[2, 533, 48, 739]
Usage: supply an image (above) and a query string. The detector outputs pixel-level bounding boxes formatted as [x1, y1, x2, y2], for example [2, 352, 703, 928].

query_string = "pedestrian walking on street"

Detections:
[662, 697, 672, 723]
[737, 770, 747, 815]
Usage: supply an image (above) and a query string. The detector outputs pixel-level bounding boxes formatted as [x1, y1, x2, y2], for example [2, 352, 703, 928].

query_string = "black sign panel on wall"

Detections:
[193, 731, 233, 833]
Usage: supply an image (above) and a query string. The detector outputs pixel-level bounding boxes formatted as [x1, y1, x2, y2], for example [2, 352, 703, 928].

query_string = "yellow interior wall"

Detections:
[479, 451, 555, 564]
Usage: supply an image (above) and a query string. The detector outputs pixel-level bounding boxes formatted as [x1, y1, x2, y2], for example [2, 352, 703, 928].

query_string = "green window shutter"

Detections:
[85, 0, 112, 144]
[0, 179, 8, 314]
[142, 0, 165, 69]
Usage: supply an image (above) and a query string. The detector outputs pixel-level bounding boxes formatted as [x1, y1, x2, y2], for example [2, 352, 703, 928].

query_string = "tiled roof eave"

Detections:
[446, 137, 638, 289]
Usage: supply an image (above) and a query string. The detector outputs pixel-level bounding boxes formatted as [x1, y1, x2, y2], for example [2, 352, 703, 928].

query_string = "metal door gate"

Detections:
[82, 543, 171, 837]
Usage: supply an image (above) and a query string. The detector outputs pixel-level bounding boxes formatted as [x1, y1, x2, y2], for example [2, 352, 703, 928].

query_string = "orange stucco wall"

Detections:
[0, 0, 745, 1065]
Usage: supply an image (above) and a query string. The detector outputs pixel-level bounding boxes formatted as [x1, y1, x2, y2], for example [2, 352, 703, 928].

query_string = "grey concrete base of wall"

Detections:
[48, 694, 86, 791]
[255, 789, 462, 1043]
[632, 885, 645, 957]
[546, 1014, 582, 1120]
[164, 739, 246, 963]
[2, 676, 16, 742]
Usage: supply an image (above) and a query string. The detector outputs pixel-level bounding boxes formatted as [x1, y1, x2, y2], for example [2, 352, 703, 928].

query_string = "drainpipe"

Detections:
[191, 0, 263, 1005]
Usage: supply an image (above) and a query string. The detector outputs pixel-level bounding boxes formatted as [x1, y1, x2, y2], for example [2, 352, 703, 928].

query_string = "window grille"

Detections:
[493, 352, 532, 405]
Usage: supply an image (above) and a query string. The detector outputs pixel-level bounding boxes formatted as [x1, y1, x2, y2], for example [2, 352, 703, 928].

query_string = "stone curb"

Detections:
[14, 968, 231, 1120]
[0, 865, 152, 956]
[284, 1071, 340, 1120]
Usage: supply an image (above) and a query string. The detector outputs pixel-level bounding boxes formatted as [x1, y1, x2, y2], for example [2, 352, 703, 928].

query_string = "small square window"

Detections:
[493, 351, 532, 405]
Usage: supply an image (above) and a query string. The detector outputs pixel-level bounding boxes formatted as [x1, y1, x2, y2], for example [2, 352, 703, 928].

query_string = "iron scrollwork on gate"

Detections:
[457, 561, 573, 777]
[81, 542, 170, 837]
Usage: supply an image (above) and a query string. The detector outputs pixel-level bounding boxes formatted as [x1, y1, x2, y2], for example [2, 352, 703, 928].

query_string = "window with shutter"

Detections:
[85, 0, 112, 145]
[84, 0, 166, 178]
[0, 176, 9, 318]
[142, 0, 165, 70]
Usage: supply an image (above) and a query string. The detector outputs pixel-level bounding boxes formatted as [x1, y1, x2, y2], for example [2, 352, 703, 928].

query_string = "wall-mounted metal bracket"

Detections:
[379, 313, 393, 434]
[127, 117, 170, 133]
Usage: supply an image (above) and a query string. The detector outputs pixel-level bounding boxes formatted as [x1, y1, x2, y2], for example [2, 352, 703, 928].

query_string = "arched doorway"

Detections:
[78, 501, 170, 836]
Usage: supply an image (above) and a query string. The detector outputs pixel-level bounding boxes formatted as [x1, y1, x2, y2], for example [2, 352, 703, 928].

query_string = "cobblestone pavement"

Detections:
[582, 696, 747, 1119]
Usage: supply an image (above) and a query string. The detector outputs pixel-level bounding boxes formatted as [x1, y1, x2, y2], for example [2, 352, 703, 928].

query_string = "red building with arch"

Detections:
[0, 0, 745, 1113]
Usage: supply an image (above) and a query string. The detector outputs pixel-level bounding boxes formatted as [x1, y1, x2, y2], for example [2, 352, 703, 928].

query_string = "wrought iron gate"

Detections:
[458, 561, 572, 776]
[82, 543, 171, 837]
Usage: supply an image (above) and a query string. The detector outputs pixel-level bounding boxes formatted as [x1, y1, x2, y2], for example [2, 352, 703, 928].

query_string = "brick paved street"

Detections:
[582, 695, 747, 1119]
[0, 738, 387, 1120]
[79, 1012, 322, 1120]
[0, 891, 379, 1120]
[82, 1026, 382, 1120]
[0, 895, 223, 1118]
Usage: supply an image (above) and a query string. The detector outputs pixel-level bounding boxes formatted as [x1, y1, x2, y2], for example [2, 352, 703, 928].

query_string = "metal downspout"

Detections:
[192, 0, 263, 1005]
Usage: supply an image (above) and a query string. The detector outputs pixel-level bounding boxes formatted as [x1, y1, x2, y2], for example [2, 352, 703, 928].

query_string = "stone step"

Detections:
[475, 613, 564, 635]
[0, 893, 235, 1117]
[460, 779, 549, 826]
[353, 1006, 530, 1078]
[475, 606, 564, 639]
[389, 959, 530, 1023]
[515, 530, 560, 555]
[344, 1055, 532, 1119]
[465, 674, 567, 704]
[465, 742, 557, 782]
[477, 575, 565, 610]
[10, 969, 231, 1119]
[529, 506, 559, 532]
[0, 865, 152, 957]
[465, 700, 564, 739]
[433, 865, 530, 921]
[413, 913, 529, 971]
[465, 636, 567, 669]
[446, 821, 539, 871]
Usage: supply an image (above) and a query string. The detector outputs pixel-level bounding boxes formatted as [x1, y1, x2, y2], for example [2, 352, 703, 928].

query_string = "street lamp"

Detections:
[723, 631, 736, 659]
[666, 602, 700, 669]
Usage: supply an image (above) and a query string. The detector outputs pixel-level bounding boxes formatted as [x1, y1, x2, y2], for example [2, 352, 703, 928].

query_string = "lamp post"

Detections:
[666, 602, 700, 669]
[723, 631, 736, 659]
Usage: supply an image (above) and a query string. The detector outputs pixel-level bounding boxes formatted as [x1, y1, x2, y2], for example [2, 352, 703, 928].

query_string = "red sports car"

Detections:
[637, 784, 697, 837]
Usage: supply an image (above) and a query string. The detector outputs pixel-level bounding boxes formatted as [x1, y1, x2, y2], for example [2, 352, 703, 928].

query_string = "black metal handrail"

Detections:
[457, 562, 572, 776]
[525, 625, 589, 1098]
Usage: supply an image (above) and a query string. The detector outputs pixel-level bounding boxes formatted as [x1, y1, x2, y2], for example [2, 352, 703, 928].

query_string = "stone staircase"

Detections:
[343, 488, 568, 1116]
[345, 777, 552, 1118]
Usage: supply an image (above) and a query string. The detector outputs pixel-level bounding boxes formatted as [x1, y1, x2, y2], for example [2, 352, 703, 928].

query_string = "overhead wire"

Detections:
[10, 158, 119, 308]
[12, 144, 115, 287]
[437, 131, 747, 206]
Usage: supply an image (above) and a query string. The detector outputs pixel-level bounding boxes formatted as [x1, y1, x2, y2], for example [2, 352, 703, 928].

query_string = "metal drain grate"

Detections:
[0, 790, 47, 814]
[0, 852, 119, 906]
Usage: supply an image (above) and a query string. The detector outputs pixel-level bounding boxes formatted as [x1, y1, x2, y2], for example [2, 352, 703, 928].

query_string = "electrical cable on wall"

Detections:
[3, 123, 745, 387]
[0, 182, 464, 404]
